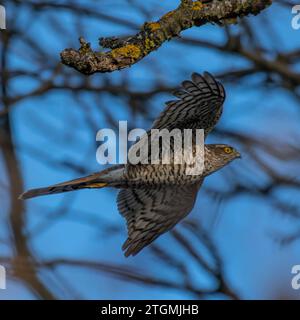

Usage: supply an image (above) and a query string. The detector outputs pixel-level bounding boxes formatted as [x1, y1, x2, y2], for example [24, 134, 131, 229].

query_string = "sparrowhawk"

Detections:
[20, 72, 241, 257]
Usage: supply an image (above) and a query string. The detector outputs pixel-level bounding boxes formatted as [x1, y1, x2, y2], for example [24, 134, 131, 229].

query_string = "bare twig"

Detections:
[60, 0, 272, 74]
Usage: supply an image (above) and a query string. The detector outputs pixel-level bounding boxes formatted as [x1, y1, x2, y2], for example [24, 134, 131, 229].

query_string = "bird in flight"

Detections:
[20, 72, 241, 257]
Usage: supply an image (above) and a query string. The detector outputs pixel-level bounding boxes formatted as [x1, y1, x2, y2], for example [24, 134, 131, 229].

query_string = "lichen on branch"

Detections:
[60, 0, 272, 75]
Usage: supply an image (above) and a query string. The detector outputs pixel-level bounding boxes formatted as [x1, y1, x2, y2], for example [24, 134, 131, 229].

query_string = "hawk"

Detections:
[20, 72, 241, 257]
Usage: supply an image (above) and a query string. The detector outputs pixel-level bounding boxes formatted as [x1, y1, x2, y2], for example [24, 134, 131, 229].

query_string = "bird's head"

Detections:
[205, 144, 241, 175]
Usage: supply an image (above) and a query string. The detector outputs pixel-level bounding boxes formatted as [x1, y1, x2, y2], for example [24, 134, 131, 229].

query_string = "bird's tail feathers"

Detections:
[19, 173, 109, 200]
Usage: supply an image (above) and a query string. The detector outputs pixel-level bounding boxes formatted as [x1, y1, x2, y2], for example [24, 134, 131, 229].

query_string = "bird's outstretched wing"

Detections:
[152, 72, 225, 137]
[117, 182, 202, 257]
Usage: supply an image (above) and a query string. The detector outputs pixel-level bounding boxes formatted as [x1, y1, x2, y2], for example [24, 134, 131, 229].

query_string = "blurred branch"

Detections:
[60, 0, 272, 74]
[0, 31, 56, 299]
[180, 36, 300, 88]
[11, 0, 139, 30]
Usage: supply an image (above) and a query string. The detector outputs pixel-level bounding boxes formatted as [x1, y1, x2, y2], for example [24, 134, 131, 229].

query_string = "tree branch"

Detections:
[60, 0, 272, 74]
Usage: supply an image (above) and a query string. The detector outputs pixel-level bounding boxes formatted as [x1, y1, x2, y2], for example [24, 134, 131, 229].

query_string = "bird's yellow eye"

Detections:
[224, 147, 232, 154]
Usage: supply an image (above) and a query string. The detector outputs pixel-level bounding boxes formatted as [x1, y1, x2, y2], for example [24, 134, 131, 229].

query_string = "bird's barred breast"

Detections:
[124, 163, 206, 186]
[124, 143, 216, 186]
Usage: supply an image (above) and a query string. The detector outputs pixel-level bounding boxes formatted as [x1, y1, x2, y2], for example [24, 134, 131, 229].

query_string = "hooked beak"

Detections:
[236, 152, 242, 159]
